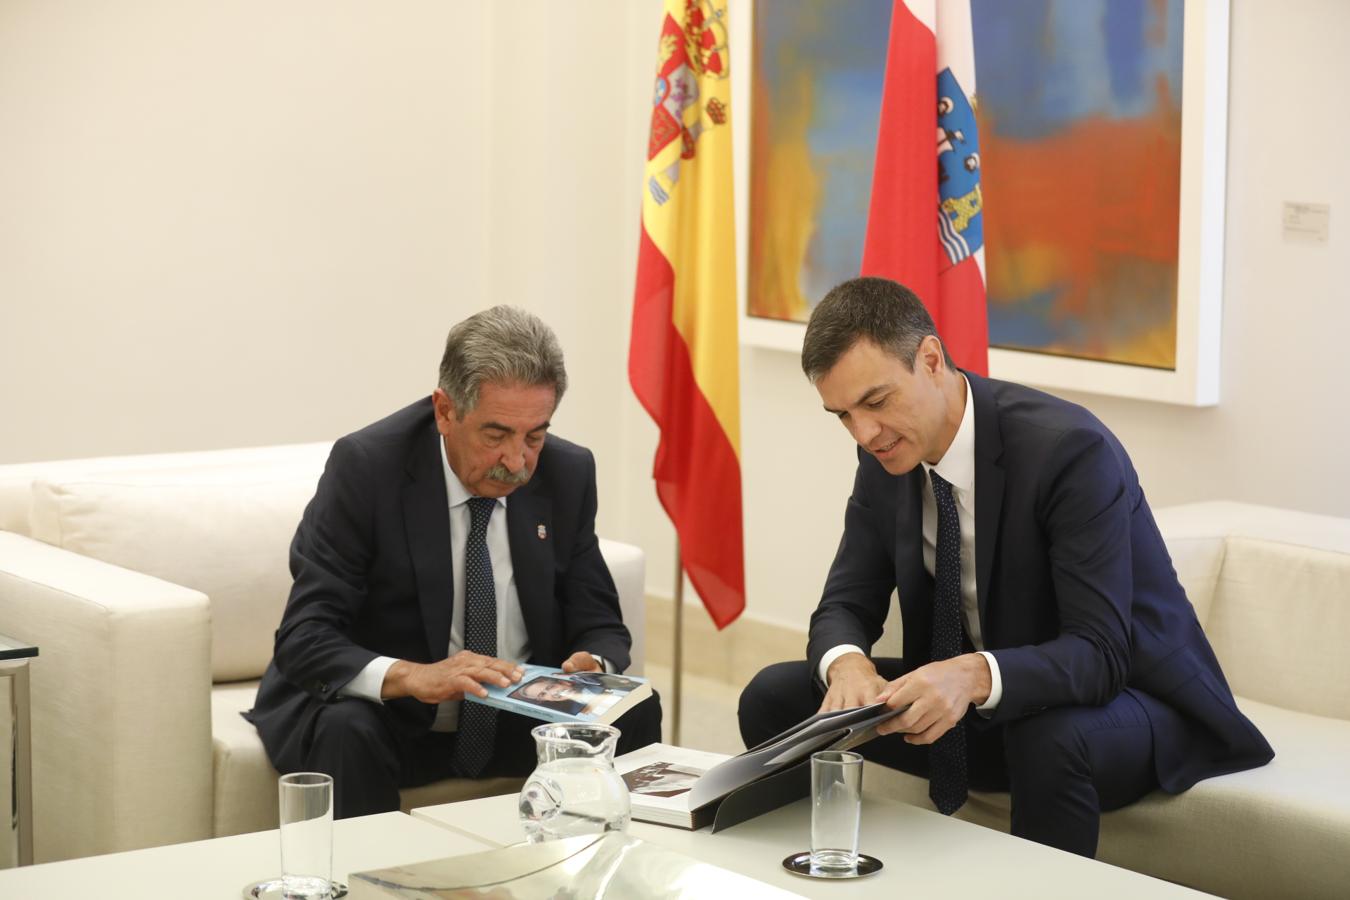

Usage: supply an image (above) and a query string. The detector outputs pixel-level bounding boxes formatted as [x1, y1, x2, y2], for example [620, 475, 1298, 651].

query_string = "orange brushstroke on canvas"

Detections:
[748, 54, 819, 322]
[978, 77, 1182, 368]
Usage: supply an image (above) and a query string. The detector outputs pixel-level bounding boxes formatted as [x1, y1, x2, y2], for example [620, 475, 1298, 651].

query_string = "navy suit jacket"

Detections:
[248, 398, 631, 756]
[807, 373, 1272, 792]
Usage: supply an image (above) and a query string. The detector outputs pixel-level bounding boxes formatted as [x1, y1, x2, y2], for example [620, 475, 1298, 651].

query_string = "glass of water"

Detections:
[810, 750, 863, 875]
[279, 772, 334, 899]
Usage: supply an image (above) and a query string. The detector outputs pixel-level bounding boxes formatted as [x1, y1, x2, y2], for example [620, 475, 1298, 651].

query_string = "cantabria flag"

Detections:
[863, 0, 989, 375]
[629, 0, 744, 629]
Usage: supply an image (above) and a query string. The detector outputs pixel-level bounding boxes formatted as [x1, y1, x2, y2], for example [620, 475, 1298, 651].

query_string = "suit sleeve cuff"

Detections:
[586, 653, 614, 674]
[975, 650, 1003, 712]
[340, 655, 399, 702]
[819, 644, 868, 686]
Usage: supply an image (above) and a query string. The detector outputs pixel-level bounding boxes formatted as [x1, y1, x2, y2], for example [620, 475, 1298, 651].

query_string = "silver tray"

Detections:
[781, 851, 883, 879]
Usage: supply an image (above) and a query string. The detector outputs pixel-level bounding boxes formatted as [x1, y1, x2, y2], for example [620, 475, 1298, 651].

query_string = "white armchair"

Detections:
[0, 443, 646, 862]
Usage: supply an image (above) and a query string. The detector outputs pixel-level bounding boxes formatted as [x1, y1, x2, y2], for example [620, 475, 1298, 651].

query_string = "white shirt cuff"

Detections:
[340, 655, 399, 702]
[586, 654, 614, 674]
[819, 644, 869, 686]
[975, 650, 1003, 712]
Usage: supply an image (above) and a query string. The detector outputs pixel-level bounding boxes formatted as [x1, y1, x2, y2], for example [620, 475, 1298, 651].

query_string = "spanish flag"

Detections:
[629, 0, 744, 629]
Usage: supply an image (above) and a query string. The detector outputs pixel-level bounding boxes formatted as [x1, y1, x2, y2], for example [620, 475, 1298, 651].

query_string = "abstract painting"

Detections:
[739, 0, 1227, 404]
[745, 0, 891, 324]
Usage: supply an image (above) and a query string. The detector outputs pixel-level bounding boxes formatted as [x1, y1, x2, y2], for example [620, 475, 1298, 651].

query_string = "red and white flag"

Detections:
[862, 0, 988, 375]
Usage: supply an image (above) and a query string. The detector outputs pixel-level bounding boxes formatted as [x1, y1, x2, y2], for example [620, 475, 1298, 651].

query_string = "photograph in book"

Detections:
[464, 664, 653, 725]
[614, 744, 732, 829]
[624, 762, 704, 798]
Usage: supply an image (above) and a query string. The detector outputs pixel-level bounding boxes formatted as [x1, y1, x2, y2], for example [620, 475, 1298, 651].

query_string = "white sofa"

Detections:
[869, 501, 1350, 899]
[0, 442, 646, 863]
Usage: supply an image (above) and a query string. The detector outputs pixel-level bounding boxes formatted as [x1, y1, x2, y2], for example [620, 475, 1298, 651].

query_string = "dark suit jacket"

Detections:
[248, 397, 632, 757]
[807, 372, 1273, 793]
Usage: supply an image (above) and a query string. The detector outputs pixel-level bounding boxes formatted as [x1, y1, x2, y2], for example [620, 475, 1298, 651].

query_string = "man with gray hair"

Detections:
[247, 306, 660, 817]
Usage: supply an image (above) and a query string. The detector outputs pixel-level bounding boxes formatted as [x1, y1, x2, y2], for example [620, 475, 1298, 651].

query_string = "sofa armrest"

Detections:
[599, 537, 646, 676]
[0, 532, 214, 861]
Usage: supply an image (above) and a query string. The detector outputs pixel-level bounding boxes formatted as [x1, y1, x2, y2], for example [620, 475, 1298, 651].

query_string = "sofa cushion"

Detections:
[1207, 537, 1350, 719]
[211, 683, 525, 837]
[29, 456, 326, 681]
[211, 682, 282, 838]
[0, 443, 334, 537]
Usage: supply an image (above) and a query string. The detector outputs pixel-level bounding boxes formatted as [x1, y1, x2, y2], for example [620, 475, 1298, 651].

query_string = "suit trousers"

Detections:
[283, 691, 663, 818]
[737, 659, 1159, 857]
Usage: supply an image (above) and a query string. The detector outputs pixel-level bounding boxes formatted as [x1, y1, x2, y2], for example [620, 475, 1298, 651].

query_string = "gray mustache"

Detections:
[486, 463, 531, 485]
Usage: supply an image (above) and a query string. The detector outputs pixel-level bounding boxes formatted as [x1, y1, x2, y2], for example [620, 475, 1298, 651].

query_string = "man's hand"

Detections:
[561, 651, 602, 673]
[874, 653, 991, 744]
[382, 651, 524, 705]
[819, 652, 889, 713]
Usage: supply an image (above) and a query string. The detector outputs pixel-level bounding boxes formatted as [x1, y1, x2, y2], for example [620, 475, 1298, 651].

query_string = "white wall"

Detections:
[0, 0, 497, 460]
[3, 1, 1346, 634]
[625, 0, 1350, 632]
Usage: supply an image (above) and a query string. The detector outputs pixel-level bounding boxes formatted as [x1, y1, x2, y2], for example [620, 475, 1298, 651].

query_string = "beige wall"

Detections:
[0, 1, 493, 460]
[3, 1, 1347, 635]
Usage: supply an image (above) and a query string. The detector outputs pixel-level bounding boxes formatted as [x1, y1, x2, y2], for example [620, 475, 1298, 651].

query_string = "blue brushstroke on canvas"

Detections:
[971, 0, 1183, 139]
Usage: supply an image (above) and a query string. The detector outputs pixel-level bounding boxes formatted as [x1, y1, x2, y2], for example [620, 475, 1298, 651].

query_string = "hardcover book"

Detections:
[614, 702, 903, 831]
[616, 743, 731, 828]
[463, 663, 653, 725]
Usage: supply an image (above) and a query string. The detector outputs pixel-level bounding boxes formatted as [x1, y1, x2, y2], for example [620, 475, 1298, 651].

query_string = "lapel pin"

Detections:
[537, 524, 547, 540]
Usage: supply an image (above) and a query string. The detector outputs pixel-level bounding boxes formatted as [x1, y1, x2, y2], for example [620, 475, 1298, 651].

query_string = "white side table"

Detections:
[0, 632, 36, 868]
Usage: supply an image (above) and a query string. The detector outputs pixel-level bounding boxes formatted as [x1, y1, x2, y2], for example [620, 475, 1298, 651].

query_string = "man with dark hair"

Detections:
[738, 277, 1271, 857]
[247, 306, 661, 817]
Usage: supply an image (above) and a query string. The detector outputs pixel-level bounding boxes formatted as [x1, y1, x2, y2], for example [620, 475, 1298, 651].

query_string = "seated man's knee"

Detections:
[309, 699, 394, 757]
[1003, 709, 1089, 784]
[616, 693, 663, 751]
[738, 661, 816, 748]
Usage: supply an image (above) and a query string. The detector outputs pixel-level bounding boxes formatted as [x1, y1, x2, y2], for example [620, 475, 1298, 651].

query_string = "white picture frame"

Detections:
[733, 0, 1230, 406]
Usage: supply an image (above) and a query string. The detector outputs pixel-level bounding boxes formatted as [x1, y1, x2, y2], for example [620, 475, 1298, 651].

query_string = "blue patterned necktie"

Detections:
[452, 496, 499, 777]
[928, 470, 969, 815]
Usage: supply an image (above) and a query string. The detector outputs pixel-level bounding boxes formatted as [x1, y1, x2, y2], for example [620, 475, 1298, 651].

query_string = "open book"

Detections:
[464, 664, 653, 725]
[615, 702, 903, 830]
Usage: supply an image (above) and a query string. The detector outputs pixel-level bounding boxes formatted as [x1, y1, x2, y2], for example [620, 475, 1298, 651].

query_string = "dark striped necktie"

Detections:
[452, 496, 499, 777]
[928, 470, 969, 815]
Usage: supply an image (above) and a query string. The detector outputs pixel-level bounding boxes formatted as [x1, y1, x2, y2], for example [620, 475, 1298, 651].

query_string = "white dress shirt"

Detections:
[819, 375, 1004, 712]
[341, 436, 531, 731]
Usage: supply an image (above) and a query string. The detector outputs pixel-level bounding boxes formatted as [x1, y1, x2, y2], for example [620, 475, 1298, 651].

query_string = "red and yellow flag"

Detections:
[629, 0, 744, 629]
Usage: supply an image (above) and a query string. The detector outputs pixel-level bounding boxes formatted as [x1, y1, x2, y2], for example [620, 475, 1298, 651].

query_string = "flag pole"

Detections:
[671, 539, 684, 745]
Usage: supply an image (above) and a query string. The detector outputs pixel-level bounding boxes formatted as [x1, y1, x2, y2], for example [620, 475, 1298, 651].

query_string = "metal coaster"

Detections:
[242, 878, 348, 899]
[781, 851, 883, 880]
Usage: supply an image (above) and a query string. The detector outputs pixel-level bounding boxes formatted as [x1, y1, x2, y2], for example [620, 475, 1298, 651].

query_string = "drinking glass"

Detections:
[809, 750, 863, 875]
[279, 772, 334, 899]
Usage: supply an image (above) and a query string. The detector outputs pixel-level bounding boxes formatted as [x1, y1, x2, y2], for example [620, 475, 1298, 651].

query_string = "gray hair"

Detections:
[801, 277, 955, 383]
[437, 306, 567, 417]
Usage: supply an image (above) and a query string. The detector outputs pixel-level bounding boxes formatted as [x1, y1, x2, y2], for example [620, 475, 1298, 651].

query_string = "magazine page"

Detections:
[467, 664, 653, 724]
[687, 703, 904, 811]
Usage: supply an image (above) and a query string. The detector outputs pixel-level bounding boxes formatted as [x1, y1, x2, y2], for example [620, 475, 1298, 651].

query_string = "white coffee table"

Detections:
[412, 793, 1211, 898]
[0, 811, 492, 899]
